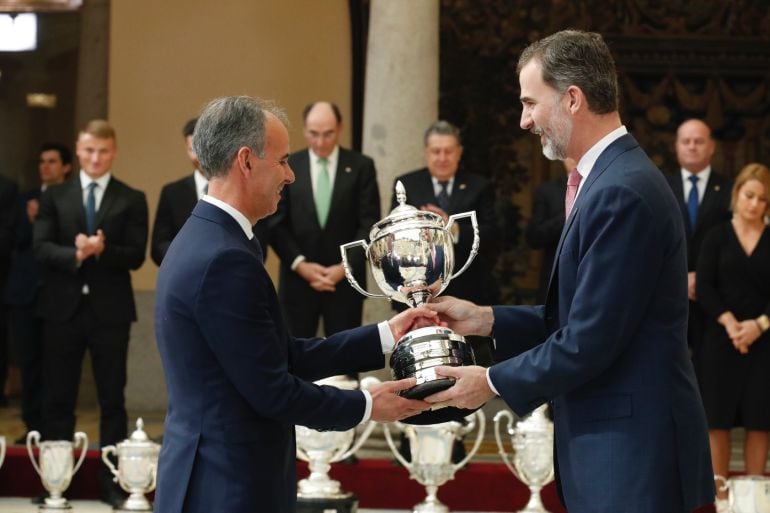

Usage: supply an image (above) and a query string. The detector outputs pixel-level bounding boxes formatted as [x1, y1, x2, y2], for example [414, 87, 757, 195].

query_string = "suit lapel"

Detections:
[94, 178, 118, 230]
[448, 172, 468, 213]
[67, 178, 88, 233]
[544, 134, 639, 298]
[329, 149, 353, 222]
[696, 172, 725, 229]
[292, 151, 320, 229]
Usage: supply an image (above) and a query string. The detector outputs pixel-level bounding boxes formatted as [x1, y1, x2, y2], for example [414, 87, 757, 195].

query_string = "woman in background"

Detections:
[697, 162, 770, 513]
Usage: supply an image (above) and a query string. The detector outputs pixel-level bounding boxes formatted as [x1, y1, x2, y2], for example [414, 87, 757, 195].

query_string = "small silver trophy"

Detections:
[27, 430, 89, 511]
[383, 409, 486, 513]
[0, 435, 5, 470]
[295, 376, 380, 513]
[101, 418, 161, 511]
[494, 405, 554, 513]
[341, 181, 479, 402]
[717, 475, 770, 513]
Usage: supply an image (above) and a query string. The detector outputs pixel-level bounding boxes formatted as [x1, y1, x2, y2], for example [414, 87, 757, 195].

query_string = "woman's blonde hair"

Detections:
[731, 162, 770, 214]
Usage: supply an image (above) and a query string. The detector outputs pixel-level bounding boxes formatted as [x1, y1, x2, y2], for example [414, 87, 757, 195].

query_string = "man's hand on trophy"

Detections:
[388, 306, 443, 342]
[423, 365, 495, 410]
[369, 378, 431, 422]
[424, 297, 494, 336]
[296, 261, 336, 292]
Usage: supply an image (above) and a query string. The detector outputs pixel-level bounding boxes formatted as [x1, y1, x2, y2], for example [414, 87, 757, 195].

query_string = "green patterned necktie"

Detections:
[315, 158, 332, 228]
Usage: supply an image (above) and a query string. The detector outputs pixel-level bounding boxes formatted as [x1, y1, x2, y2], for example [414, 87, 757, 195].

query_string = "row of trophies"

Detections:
[296, 375, 556, 513]
[0, 419, 160, 511]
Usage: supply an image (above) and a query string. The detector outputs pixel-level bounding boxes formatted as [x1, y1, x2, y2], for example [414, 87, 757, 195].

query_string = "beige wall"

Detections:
[109, 0, 353, 290]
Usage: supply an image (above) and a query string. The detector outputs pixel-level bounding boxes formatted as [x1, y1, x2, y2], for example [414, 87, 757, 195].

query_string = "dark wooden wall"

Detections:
[438, 0, 770, 301]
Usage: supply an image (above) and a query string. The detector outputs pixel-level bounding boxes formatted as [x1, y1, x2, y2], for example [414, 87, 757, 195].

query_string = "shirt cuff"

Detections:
[360, 389, 373, 424]
[486, 367, 500, 396]
[290, 255, 306, 271]
[378, 320, 395, 353]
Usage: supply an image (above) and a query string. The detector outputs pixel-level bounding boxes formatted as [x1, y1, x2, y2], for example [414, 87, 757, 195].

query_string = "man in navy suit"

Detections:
[4, 143, 71, 439]
[154, 96, 432, 513]
[664, 119, 732, 370]
[424, 30, 714, 513]
[269, 101, 380, 338]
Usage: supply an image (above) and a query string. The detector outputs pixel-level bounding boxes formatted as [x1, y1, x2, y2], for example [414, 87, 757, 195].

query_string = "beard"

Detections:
[539, 104, 572, 161]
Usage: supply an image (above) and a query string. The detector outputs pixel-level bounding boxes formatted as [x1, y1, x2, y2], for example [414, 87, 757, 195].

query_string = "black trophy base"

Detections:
[296, 495, 358, 513]
[400, 377, 454, 400]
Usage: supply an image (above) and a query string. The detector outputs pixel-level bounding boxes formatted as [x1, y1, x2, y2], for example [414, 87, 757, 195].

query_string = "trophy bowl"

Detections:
[27, 430, 89, 510]
[341, 181, 481, 423]
[718, 475, 770, 513]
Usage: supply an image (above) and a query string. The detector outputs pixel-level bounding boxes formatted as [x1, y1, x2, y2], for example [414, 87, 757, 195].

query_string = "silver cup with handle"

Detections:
[383, 409, 486, 513]
[101, 418, 161, 511]
[716, 475, 770, 513]
[494, 405, 554, 513]
[27, 430, 89, 510]
[340, 181, 479, 405]
[295, 375, 381, 513]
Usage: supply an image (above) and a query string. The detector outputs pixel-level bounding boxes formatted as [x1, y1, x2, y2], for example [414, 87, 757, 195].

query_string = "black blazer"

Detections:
[0, 175, 19, 290]
[664, 170, 732, 271]
[33, 175, 148, 323]
[4, 188, 43, 306]
[390, 168, 499, 305]
[269, 147, 380, 305]
[525, 174, 567, 303]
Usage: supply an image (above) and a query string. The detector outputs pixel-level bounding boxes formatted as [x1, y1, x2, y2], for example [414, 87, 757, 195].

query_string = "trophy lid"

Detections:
[369, 181, 445, 241]
[128, 418, 150, 443]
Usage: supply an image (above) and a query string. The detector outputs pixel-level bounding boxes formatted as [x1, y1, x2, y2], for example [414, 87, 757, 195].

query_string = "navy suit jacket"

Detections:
[487, 134, 713, 513]
[154, 201, 385, 513]
[4, 188, 43, 306]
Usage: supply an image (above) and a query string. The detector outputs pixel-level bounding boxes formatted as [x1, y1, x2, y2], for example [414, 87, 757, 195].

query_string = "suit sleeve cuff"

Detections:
[486, 367, 500, 396]
[290, 255, 306, 271]
[360, 390, 373, 424]
[378, 321, 395, 353]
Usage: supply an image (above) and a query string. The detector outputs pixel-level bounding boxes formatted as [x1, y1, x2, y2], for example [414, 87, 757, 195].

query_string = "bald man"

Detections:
[269, 102, 380, 340]
[664, 119, 732, 370]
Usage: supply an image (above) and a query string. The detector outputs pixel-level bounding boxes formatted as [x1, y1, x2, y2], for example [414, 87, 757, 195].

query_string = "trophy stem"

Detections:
[519, 485, 550, 513]
[413, 484, 448, 513]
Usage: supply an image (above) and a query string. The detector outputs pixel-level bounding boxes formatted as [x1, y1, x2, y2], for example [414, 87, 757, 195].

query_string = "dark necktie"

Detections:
[85, 182, 97, 235]
[687, 174, 699, 231]
[250, 235, 263, 263]
[437, 180, 450, 211]
[564, 168, 582, 220]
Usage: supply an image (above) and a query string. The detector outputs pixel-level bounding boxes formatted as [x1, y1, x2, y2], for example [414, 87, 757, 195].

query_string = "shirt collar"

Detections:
[680, 165, 711, 184]
[193, 169, 208, 193]
[79, 169, 111, 190]
[309, 145, 339, 169]
[201, 195, 255, 240]
[575, 125, 628, 180]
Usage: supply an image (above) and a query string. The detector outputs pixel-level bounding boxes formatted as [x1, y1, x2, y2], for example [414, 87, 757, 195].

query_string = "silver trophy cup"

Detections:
[494, 405, 554, 513]
[27, 430, 89, 510]
[295, 375, 380, 510]
[101, 418, 161, 511]
[0, 435, 5, 470]
[341, 181, 479, 401]
[383, 409, 486, 513]
[717, 475, 770, 513]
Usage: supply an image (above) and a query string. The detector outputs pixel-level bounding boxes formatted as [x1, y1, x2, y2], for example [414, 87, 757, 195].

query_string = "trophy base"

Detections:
[400, 377, 454, 400]
[296, 494, 358, 513]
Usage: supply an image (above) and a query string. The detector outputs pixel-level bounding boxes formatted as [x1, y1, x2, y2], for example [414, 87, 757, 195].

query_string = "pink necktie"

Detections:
[564, 168, 582, 220]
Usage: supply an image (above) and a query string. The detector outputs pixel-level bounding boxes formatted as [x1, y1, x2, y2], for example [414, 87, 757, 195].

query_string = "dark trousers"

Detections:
[7, 303, 43, 431]
[41, 299, 129, 448]
[0, 304, 7, 405]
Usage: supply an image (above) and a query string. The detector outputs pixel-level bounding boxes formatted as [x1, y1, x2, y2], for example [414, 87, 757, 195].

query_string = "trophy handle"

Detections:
[453, 409, 486, 471]
[101, 445, 119, 480]
[337, 376, 382, 460]
[72, 432, 89, 475]
[382, 421, 411, 470]
[0, 436, 6, 470]
[442, 211, 479, 292]
[340, 240, 387, 299]
[26, 430, 43, 477]
[493, 409, 521, 480]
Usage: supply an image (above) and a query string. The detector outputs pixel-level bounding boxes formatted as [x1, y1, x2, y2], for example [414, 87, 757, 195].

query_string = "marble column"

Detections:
[361, 0, 439, 325]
